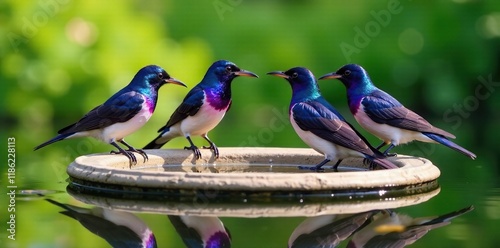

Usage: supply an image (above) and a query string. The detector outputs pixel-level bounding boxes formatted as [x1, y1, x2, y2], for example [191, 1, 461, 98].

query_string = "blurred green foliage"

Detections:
[1, 0, 499, 247]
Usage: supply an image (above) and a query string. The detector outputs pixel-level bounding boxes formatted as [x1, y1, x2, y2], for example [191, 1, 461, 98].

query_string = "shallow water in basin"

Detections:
[136, 163, 370, 173]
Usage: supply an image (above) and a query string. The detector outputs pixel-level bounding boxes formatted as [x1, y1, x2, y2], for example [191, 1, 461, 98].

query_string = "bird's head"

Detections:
[319, 64, 371, 90]
[209, 60, 259, 84]
[267, 67, 321, 98]
[138, 65, 186, 90]
[206, 230, 232, 248]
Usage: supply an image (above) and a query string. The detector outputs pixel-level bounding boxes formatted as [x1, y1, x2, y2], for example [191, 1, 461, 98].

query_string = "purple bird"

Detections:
[143, 60, 258, 159]
[320, 64, 476, 159]
[34, 65, 186, 165]
[268, 67, 398, 171]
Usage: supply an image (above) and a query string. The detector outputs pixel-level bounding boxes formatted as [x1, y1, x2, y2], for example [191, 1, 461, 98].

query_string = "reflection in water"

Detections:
[46, 198, 157, 248]
[45, 197, 231, 248]
[347, 206, 473, 247]
[168, 216, 232, 248]
[42, 187, 472, 248]
[289, 206, 473, 248]
[289, 211, 380, 248]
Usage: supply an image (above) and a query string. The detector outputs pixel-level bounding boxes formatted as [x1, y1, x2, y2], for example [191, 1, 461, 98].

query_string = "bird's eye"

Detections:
[157, 73, 164, 79]
[344, 70, 351, 76]
[225, 66, 232, 72]
[291, 72, 298, 79]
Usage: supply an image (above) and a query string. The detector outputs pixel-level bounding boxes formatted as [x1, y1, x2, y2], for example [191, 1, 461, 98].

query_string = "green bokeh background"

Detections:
[1, 0, 499, 247]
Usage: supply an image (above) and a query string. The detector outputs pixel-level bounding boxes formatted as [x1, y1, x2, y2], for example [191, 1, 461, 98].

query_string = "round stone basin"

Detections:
[67, 147, 440, 196]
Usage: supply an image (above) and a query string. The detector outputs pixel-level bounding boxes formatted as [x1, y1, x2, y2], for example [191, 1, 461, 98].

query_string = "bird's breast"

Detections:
[180, 100, 228, 136]
[101, 103, 153, 142]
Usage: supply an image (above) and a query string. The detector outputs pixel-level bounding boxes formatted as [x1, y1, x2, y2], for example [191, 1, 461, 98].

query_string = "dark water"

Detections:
[4, 169, 498, 248]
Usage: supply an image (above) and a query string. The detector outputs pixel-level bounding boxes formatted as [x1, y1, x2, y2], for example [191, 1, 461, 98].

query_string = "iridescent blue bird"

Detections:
[144, 60, 258, 159]
[320, 64, 476, 159]
[267, 67, 398, 171]
[34, 65, 186, 165]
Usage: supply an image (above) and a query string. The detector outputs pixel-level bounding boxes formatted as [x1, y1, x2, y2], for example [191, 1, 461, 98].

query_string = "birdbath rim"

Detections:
[67, 147, 440, 195]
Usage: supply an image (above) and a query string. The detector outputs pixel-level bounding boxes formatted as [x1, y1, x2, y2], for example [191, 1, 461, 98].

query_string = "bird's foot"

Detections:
[110, 150, 137, 166]
[202, 145, 219, 159]
[384, 152, 397, 157]
[129, 148, 148, 162]
[298, 165, 325, 172]
[184, 145, 201, 160]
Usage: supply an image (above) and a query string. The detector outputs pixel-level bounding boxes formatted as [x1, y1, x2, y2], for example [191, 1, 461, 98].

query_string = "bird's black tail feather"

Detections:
[418, 205, 474, 226]
[367, 157, 399, 170]
[423, 132, 476, 159]
[143, 134, 171, 149]
[34, 133, 73, 151]
[364, 145, 399, 169]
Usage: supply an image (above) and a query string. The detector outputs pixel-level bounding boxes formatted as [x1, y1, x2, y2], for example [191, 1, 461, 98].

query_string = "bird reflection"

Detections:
[289, 211, 379, 248]
[46, 198, 157, 248]
[288, 206, 473, 248]
[347, 206, 474, 248]
[168, 215, 232, 248]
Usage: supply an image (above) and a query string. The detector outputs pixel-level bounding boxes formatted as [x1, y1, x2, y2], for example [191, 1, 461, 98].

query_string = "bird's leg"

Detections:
[120, 140, 148, 163]
[382, 144, 397, 157]
[109, 141, 137, 166]
[332, 159, 343, 172]
[298, 159, 330, 172]
[184, 136, 201, 159]
[201, 134, 219, 159]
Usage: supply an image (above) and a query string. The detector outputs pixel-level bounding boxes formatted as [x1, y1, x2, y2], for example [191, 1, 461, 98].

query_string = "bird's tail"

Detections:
[143, 128, 176, 149]
[366, 157, 399, 170]
[423, 132, 476, 159]
[416, 205, 474, 227]
[34, 133, 74, 151]
[364, 146, 399, 169]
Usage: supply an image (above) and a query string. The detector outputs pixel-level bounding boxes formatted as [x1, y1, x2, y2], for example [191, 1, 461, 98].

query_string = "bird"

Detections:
[46, 198, 157, 248]
[34, 65, 186, 165]
[143, 60, 258, 159]
[168, 215, 231, 248]
[347, 206, 474, 247]
[319, 64, 476, 159]
[288, 211, 378, 248]
[267, 67, 398, 171]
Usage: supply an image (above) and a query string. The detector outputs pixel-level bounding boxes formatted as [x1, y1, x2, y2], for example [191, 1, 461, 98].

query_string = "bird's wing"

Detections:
[59, 211, 145, 248]
[167, 216, 204, 248]
[58, 91, 144, 134]
[362, 91, 455, 138]
[362, 233, 410, 248]
[160, 86, 205, 132]
[292, 100, 375, 155]
[291, 211, 377, 248]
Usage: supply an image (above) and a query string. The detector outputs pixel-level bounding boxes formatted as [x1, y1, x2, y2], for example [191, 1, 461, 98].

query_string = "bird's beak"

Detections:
[267, 71, 288, 79]
[234, 69, 259, 78]
[318, 72, 341, 80]
[165, 78, 187, 87]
